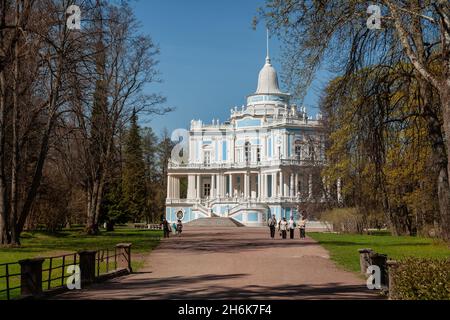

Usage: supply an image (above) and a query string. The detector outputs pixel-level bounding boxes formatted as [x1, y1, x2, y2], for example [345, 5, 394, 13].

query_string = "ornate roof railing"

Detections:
[168, 158, 325, 170]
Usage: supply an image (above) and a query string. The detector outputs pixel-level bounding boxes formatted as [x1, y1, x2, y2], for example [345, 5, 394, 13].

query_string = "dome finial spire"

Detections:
[266, 28, 270, 63]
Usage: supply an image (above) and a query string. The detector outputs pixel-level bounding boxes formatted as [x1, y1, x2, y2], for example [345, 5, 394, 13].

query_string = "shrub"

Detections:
[321, 208, 365, 233]
[391, 258, 450, 300]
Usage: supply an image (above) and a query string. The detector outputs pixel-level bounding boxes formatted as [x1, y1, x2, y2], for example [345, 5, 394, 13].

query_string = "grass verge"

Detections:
[0, 227, 162, 300]
[308, 232, 450, 273]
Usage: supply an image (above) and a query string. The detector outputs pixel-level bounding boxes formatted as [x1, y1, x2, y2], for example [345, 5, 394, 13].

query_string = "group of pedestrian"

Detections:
[162, 218, 183, 238]
[267, 214, 307, 240]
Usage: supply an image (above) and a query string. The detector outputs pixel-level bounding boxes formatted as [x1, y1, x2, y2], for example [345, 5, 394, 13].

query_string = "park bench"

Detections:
[134, 223, 162, 230]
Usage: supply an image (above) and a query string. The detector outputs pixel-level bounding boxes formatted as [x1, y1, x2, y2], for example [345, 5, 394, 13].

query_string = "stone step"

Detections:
[186, 217, 245, 228]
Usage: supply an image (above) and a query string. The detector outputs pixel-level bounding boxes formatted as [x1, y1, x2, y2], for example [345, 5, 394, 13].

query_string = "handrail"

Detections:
[0, 239, 165, 301]
[0, 262, 21, 300]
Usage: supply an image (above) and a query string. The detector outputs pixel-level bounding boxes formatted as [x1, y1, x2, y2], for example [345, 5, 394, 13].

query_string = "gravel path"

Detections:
[55, 227, 381, 300]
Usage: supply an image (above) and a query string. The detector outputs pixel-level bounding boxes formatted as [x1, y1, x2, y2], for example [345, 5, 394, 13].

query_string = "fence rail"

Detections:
[96, 248, 119, 277]
[41, 253, 78, 291]
[0, 243, 136, 300]
[0, 262, 21, 300]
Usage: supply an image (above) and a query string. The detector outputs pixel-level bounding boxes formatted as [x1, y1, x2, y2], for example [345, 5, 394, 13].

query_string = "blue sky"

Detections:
[131, 0, 329, 135]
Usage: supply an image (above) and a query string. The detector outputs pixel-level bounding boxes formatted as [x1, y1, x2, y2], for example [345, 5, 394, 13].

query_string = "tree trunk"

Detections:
[106, 221, 114, 232]
[439, 86, 450, 241]
[86, 181, 100, 235]
[0, 70, 8, 245]
[86, 169, 106, 235]
[9, 2, 20, 246]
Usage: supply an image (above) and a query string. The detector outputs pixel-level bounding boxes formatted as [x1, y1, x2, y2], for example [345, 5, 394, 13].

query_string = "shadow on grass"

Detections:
[316, 240, 433, 247]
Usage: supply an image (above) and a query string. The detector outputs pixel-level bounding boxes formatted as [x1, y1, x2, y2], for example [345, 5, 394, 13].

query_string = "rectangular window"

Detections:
[244, 142, 251, 163]
[268, 137, 272, 158]
[295, 145, 302, 159]
[204, 151, 211, 166]
[267, 175, 272, 198]
[215, 141, 219, 162]
[222, 141, 227, 161]
[288, 134, 292, 157]
[204, 184, 211, 197]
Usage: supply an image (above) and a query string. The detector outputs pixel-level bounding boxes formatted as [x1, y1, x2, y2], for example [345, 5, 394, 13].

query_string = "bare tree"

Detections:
[68, 2, 168, 234]
[0, 0, 99, 244]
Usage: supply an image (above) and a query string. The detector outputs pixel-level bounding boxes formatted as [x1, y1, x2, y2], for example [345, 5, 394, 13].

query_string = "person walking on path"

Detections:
[288, 216, 296, 239]
[279, 217, 288, 239]
[162, 218, 171, 238]
[268, 215, 277, 239]
[298, 216, 307, 239]
[176, 219, 183, 236]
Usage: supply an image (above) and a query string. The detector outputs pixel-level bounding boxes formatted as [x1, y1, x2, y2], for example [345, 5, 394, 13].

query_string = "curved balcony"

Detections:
[168, 158, 325, 170]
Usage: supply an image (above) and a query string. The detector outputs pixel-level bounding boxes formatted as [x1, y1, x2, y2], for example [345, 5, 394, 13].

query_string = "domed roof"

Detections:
[255, 56, 283, 95]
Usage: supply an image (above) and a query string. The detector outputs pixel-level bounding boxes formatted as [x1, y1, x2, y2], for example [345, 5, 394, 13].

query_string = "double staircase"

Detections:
[186, 217, 245, 228]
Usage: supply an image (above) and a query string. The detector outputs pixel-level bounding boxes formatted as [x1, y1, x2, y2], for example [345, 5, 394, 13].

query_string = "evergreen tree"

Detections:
[142, 127, 160, 223]
[101, 180, 130, 231]
[155, 129, 174, 222]
[122, 110, 146, 222]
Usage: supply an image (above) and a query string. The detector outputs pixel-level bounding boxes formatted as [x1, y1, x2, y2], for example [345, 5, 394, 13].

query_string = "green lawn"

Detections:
[0, 227, 162, 300]
[309, 232, 450, 273]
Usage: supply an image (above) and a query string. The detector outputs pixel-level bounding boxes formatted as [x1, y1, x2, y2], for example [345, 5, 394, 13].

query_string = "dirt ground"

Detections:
[55, 227, 382, 300]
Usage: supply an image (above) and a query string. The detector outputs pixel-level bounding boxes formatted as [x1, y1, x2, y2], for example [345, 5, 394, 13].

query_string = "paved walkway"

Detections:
[56, 227, 381, 300]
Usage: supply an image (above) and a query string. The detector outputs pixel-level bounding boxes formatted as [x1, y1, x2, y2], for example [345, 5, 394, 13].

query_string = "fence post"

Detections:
[19, 258, 44, 298]
[116, 243, 132, 273]
[387, 260, 399, 300]
[358, 248, 373, 274]
[78, 250, 97, 285]
[369, 252, 388, 288]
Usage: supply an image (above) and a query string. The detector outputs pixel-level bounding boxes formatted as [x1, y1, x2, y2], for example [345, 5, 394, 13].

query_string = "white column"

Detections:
[229, 174, 233, 197]
[167, 175, 172, 199]
[272, 173, 277, 198]
[295, 173, 299, 197]
[188, 175, 195, 199]
[174, 177, 180, 199]
[289, 173, 295, 198]
[196, 175, 201, 199]
[211, 174, 216, 198]
[171, 176, 175, 199]
[279, 171, 284, 197]
[262, 174, 266, 198]
[264, 174, 268, 198]
[258, 173, 261, 199]
[217, 174, 222, 198]
[220, 174, 224, 198]
[283, 133, 287, 158]
[244, 173, 249, 198]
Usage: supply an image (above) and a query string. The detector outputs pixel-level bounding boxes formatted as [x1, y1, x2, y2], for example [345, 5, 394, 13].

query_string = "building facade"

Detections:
[165, 52, 329, 226]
